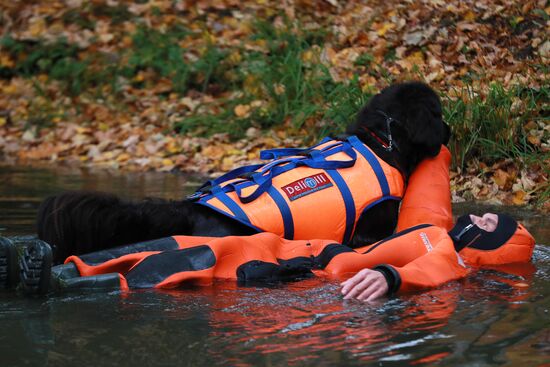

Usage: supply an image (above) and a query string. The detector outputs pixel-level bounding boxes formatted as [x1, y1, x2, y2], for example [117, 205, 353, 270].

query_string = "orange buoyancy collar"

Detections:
[187, 136, 405, 244]
[449, 214, 535, 266]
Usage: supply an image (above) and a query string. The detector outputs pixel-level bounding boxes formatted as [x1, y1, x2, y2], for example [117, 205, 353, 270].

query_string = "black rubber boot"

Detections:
[0, 237, 19, 289]
[18, 241, 123, 295]
[57, 273, 122, 291]
[51, 263, 80, 281]
[50, 263, 122, 292]
[48, 262, 121, 291]
[19, 240, 53, 295]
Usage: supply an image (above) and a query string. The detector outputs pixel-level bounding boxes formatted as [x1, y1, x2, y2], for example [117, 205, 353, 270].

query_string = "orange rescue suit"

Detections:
[396, 145, 453, 231]
[64, 223, 534, 292]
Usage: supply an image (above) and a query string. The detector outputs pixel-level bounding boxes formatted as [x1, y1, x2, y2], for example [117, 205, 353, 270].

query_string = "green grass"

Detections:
[0, 36, 119, 96]
[174, 20, 367, 138]
[443, 83, 549, 207]
[241, 21, 333, 129]
[443, 83, 548, 168]
[124, 25, 191, 94]
[171, 20, 332, 136]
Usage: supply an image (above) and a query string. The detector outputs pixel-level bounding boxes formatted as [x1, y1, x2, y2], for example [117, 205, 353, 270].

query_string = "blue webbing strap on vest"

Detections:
[208, 163, 264, 187]
[267, 186, 294, 239]
[326, 169, 356, 244]
[235, 172, 274, 204]
[209, 186, 251, 225]
[187, 163, 265, 200]
[347, 135, 390, 196]
[260, 137, 333, 160]
[260, 147, 311, 160]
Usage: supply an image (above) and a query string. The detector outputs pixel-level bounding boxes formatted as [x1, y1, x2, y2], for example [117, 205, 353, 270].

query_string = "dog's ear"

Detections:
[385, 82, 448, 156]
[404, 103, 448, 157]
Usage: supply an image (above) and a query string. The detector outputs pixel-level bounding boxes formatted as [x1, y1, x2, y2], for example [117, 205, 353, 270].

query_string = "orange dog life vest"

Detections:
[188, 136, 405, 244]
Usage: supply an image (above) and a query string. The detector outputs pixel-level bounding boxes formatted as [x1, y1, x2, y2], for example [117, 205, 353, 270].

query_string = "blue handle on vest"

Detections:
[259, 137, 334, 160]
[187, 163, 265, 200]
[190, 137, 361, 204]
[234, 141, 357, 203]
[260, 148, 310, 160]
[235, 174, 273, 203]
[206, 163, 265, 188]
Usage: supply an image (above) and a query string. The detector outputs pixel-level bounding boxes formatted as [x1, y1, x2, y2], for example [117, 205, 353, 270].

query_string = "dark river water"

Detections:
[0, 164, 549, 367]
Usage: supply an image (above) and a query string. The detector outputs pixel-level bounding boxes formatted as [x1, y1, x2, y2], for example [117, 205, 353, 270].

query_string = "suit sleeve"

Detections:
[376, 232, 470, 293]
[396, 145, 453, 231]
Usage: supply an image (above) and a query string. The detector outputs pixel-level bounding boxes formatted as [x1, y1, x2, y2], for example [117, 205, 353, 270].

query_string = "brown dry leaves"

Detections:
[316, 0, 548, 89]
[451, 159, 549, 209]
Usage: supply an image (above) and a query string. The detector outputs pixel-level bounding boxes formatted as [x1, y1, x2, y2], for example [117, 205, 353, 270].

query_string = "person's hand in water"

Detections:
[340, 268, 389, 301]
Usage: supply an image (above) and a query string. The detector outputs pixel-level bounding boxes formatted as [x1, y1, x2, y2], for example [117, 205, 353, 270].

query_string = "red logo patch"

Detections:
[281, 173, 333, 201]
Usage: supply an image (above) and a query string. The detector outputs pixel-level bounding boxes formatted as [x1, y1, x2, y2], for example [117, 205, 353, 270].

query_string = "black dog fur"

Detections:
[37, 82, 450, 263]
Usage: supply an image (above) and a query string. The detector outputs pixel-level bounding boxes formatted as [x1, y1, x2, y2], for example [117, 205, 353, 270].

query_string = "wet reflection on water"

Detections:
[0, 164, 549, 366]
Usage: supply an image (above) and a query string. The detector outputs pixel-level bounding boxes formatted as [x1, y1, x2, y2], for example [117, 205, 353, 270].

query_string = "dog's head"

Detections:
[346, 82, 450, 177]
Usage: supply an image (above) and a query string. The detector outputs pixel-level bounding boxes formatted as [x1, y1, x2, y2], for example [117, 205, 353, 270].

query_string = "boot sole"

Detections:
[19, 240, 52, 295]
[0, 237, 19, 289]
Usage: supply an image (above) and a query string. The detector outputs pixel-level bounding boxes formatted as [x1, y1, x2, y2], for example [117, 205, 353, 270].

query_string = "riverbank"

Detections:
[0, 1, 548, 209]
[1, 126, 547, 211]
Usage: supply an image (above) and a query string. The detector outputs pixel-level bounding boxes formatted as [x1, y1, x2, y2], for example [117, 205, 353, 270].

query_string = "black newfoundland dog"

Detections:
[37, 82, 450, 263]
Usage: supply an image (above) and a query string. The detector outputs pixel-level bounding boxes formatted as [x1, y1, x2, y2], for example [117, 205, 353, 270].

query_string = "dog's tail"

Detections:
[37, 191, 194, 264]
